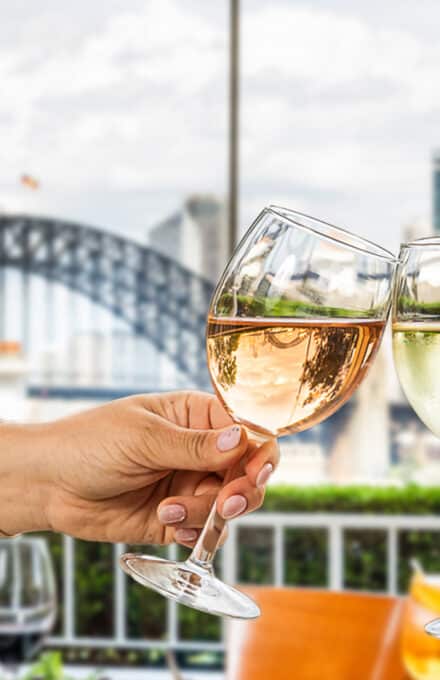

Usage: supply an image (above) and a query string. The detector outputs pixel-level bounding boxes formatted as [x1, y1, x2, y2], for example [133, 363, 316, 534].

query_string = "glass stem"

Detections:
[187, 428, 270, 571]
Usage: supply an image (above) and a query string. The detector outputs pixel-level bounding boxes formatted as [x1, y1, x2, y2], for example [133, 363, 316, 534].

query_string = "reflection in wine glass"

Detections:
[121, 206, 396, 620]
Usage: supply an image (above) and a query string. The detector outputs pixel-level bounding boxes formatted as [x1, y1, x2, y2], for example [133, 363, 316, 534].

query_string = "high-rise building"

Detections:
[148, 194, 228, 282]
[328, 347, 390, 482]
[433, 153, 440, 232]
[403, 218, 432, 243]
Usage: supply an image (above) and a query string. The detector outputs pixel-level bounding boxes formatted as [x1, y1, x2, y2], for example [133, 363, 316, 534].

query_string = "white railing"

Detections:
[47, 513, 440, 653]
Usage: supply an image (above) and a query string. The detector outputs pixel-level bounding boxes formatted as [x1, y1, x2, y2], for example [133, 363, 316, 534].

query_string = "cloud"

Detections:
[239, 3, 440, 247]
[0, 0, 439, 251]
[0, 0, 230, 240]
[243, 5, 432, 98]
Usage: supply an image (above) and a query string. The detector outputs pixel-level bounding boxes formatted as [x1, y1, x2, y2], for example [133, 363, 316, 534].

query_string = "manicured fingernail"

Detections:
[256, 463, 273, 489]
[158, 504, 186, 524]
[222, 494, 247, 519]
[175, 529, 198, 543]
[217, 426, 241, 452]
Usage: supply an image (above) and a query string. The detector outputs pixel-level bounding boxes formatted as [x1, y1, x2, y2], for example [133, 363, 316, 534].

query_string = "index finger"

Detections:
[244, 438, 280, 488]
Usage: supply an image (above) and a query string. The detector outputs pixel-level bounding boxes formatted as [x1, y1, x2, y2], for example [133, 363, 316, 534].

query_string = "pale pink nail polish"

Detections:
[222, 494, 247, 519]
[158, 504, 186, 524]
[217, 426, 241, 452]
[175, 529, 198, 543]
[256, 463, 274, 488]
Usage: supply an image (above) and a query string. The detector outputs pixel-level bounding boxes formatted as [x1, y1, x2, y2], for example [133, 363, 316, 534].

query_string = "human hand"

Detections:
[6, 392, 278, 547]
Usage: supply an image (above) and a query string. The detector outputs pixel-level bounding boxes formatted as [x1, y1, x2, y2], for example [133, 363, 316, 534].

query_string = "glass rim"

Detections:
[400, 235, 440, 249]
[268, 205, 397, 263]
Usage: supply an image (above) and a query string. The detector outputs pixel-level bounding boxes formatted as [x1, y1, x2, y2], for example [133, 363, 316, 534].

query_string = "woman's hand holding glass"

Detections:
[0, 392, 278, 545]
[122, 206, 396, 619]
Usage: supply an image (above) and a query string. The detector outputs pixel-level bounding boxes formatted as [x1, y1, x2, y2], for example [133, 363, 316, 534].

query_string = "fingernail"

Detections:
[217, 426, 241, 452]
[222, 494, 247, 519]
[175, 529, 198, 543]
[256, 463, 274, 489]
[158, 504, 186, 524]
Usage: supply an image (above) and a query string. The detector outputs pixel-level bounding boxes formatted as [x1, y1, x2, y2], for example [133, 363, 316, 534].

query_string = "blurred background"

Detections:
[1, 0, 440, 678]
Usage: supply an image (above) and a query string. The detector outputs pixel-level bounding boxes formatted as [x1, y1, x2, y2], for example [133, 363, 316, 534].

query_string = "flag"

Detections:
[20, 174, 40, 190]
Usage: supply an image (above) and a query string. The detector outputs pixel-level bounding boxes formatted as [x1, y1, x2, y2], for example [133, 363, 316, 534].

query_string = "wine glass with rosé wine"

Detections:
[121, 206, 397, 620]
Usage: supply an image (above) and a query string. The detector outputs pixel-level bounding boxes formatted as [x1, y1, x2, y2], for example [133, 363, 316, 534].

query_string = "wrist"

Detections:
[0, 422, 54, 535]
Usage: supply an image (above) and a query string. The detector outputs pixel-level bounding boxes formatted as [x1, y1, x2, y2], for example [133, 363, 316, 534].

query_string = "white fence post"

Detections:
[114, 543, 126, 642]
[387, 527, 398, 596]
[274, 524, 284, 587]
[168, 544, 178, 646]
[329, 522, 343, 590]
[63, 535, 75, 641]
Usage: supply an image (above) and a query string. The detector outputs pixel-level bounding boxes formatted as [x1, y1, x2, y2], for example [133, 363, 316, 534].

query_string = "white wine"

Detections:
[207, 317, 384, 436]
[393, 322, 440, 438]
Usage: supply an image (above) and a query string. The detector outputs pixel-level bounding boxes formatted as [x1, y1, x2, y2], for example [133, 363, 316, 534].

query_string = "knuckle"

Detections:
[187, 431, 210, 467]
[267, 439, 280, 459]
[141, 518, 169, 546]
[254, 489, 265, 510]
[273, 454, 280, 468]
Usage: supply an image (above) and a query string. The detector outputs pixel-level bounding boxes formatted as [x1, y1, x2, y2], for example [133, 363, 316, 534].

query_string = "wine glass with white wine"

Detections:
[393, 236, 440, 638]
[121, 206, 396, 620]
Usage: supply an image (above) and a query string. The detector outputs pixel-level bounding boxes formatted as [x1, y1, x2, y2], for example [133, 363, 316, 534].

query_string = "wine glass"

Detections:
[121, 206, 396, 619]
[392, 236, 440, 638]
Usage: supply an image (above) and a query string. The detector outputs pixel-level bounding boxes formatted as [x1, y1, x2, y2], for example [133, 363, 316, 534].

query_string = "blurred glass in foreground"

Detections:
[402, 564, 440, 679]
[0, 537, 56, 663]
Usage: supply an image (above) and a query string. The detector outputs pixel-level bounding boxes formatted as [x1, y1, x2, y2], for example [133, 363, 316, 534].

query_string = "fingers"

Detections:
[157, 474, 222, 547]
[173, 525, 229, 549]
[158, 472, 266, 544]
[158, 492, 218, 529]
[217, 475, 265, 519]
[214, 440, 279, 520]
[152, 419, 248, 473]
[174, 528, 200, 546]
[154, 429, 280, 548]
[244, 438, 279, 488]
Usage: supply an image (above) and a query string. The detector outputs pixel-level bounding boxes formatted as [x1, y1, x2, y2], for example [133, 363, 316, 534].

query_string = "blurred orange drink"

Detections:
[402, 569, 440, 679]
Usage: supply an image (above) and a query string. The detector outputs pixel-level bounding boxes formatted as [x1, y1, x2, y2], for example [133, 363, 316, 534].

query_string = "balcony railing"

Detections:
[46, 512, 440, 653]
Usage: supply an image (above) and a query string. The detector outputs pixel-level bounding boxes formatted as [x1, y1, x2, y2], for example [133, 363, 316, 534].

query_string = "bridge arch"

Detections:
[0, 214, 214, 387]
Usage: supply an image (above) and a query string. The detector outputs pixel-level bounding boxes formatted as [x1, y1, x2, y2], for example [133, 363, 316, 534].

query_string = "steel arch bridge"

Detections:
[0, 214, 214, 388]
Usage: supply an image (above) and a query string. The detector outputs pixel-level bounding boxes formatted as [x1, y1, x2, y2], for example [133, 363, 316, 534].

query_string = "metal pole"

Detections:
[433, 152, 440, 233]
[0, 268, 5, 341]
[21, 270, 30, 353]
[45, 279, 54, 383]
[228, 0, 240, 255]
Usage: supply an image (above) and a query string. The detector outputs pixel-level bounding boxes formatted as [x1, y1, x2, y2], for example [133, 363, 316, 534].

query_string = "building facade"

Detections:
[148, 194, 228, 282]
[433, 153, 440, 233]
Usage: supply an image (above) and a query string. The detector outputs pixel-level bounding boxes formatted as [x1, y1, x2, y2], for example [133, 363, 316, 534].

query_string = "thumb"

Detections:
[156, 422, 247, 472]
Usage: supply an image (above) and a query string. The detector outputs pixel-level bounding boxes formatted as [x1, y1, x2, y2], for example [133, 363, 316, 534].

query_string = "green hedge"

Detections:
[264, 484, 440, 513]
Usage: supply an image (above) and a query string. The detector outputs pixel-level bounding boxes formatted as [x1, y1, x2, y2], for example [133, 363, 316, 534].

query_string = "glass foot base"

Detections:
[120, 553, 260, 619]
[425, 618, 440, 637]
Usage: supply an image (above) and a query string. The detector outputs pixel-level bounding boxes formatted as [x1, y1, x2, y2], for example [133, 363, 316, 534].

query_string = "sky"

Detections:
[1, 0, 440, 254]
